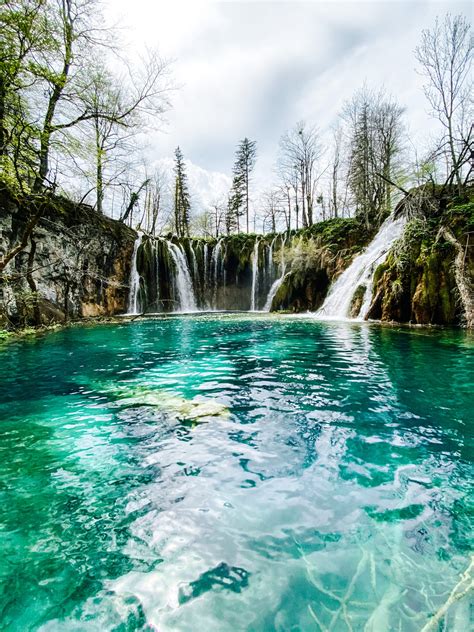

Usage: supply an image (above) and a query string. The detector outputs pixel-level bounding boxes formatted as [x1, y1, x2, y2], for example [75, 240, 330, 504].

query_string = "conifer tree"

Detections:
[228, 138, 257, 232]
[173, 146, 190, 237]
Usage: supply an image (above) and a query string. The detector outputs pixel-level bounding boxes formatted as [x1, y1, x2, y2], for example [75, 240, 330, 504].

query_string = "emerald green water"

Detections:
[0, 315, 472, 631]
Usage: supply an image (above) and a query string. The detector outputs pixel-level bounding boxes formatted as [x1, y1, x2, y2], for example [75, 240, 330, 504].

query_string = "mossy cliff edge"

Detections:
[0, 188, 136, 328]
[367, 187, 473, 327]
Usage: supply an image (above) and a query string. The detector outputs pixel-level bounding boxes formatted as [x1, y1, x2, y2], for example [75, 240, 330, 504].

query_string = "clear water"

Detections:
[0, 315, 472, 631]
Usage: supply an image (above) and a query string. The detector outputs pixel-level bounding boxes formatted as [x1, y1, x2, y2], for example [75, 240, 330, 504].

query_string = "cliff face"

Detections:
[0, 190, 136, 327]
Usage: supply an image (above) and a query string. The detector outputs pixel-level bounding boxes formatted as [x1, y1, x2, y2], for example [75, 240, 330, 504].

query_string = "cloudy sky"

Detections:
[103, 0, 472, 210]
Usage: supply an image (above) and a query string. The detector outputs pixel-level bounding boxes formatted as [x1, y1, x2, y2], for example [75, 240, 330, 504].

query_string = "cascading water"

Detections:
[127, 234, 143, 314]
[264, 235, 287, 312]
[129, 220, 406, 318]
[316, 215, 406, 320]
[190, 243, 199, 282]
[250, 239, 260, 311]
[266, 236, 277, 286]
[212, 239, 223, 309]
[203, 243, 209, 307]
[167, 242, 198, 312]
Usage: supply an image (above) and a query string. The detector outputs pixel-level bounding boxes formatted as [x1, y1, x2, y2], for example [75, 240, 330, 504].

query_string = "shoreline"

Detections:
[1, 311, 470, 344]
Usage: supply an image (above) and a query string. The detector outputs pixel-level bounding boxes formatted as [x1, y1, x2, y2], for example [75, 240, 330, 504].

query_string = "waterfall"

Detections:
[250, 239, 260, 311]
[264, 235, 287, 312]
[316, 215, 406, 320]
[212, 238, 223, 309]
[190, 242, 199, 283]
[167, 242, 198, 312]
[203, 243, 209, 307]
[127, 234, 143, 314]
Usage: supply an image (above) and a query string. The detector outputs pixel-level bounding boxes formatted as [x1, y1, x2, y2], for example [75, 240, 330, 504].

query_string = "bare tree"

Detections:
[76, 54, 171, 214]
[278, 122, 323, 227]
[415, 13, 473, 194]
[342, 86, 405, 227]
[261, 188, 285, 233]
[208, 199, 226, 237]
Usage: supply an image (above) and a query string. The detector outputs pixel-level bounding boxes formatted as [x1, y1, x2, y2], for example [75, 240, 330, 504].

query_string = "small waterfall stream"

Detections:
[127, 234, 143, 314]
[264, 235, 287, 312]
[167, 242, 198, 312]
[250, 239, 260, 311]
[316, 215, 406, 320]
[212, 239, 223, 309]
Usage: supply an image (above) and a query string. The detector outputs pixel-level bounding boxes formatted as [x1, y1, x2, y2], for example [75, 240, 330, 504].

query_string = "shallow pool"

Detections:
[0, 315, 472, 630]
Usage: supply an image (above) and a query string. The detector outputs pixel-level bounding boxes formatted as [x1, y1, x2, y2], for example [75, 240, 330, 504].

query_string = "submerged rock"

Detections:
[97, 382, 230, 422]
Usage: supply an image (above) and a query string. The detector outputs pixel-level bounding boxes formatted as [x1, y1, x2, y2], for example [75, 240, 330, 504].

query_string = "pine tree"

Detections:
[228, 138, 257, 233]
[174, 146, 191, 237]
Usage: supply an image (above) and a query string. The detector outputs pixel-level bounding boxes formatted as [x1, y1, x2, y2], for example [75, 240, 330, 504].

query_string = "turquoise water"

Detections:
[0, 315, 472, 631]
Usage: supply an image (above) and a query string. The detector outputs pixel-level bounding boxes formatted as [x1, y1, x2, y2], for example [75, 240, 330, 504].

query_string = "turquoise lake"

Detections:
[0, 315, 472, 631]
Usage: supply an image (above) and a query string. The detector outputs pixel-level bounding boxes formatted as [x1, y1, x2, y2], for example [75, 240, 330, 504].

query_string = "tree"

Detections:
[275, 148, 300, 230]
[327, 123, 351, 219]
[0, 0, 50, 189]
[120, 177, 149, 225]
[228, 138, 257, 232]
[415, 13, 473, 194]
[0, 0, 172, 273]
[173, 146, 191, 237]
[342, 86, 405, 227]
[208, 199, 226, 237]
[261, 188, 285, 233]
[142, 167, 167, 235]
[225, 192, 239, 235]
[77, 53, 171, 214]
[278, 122, 323, 227]
[226, 173, 244, 233]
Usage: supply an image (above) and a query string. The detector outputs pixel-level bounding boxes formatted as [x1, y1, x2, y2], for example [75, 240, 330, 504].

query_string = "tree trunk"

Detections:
[245, 163, 249, 233]
[438, 226, 474, 328]
[26, 238, 41, 326]
[0, 203, 44, 274]
[95, 118, 104, 213]
[33, 0, 73, 191]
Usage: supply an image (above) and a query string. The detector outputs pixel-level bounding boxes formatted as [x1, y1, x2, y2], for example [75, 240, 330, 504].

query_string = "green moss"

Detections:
[373, 261, 390, 286]
[349, 285, 366, 318]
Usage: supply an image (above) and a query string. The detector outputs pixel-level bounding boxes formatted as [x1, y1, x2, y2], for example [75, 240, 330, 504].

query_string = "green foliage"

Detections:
[280, 238, 331, 279]
[295, 217, 371, 253]
[443, 200, 474, 234]
[367, 185, 470, 324]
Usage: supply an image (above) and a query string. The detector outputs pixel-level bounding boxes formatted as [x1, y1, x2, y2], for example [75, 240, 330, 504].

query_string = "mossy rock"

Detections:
[349, 285, 366, 318]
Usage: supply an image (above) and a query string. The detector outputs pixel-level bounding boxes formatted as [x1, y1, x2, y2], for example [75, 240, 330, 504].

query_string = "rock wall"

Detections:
[0, 189, 136, 327]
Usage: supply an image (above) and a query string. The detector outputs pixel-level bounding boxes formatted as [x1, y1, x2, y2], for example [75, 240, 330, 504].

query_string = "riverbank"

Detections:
[1, 310, 468, 348]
